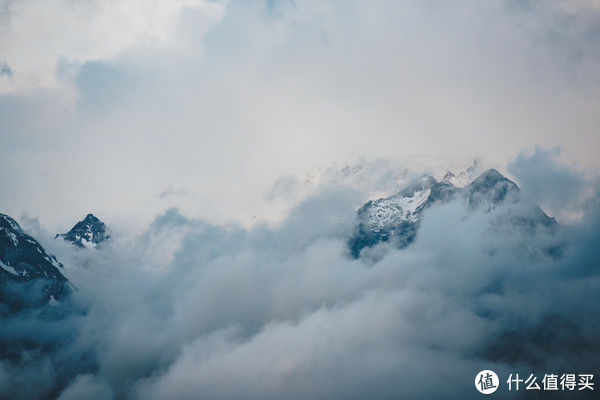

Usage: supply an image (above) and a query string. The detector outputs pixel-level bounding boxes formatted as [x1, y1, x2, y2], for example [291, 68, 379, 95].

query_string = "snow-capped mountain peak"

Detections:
[464, 169, 519, 210]
[349, 174, 459, 257]
[349, 168, 555, 258]
[441, 161, 479, 188]
[441, 171, 469, 187]
[57, 213, 110, 249]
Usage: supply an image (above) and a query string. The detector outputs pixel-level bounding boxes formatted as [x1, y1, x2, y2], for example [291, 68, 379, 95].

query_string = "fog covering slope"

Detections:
[1, 151, 599, 400]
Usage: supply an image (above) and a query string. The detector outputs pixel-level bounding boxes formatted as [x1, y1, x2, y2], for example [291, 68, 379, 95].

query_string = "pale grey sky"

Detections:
[1, 0, 599, 230]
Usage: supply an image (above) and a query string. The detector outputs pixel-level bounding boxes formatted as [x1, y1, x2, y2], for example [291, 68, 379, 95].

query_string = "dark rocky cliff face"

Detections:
[0, 213, 71, 312]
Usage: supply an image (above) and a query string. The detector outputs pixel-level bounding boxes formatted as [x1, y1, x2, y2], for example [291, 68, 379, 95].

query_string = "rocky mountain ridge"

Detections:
[349, 169, 556, 258]
[56, 213, 110, 248]
[0, 214, 71, 311]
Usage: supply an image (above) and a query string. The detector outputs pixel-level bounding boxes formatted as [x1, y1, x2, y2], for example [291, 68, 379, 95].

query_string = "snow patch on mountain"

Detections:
[0, 260, 19, 276]
[0, 214, 22, 232]
[365, 188, 430, 230]
[441, 161, 480, 188]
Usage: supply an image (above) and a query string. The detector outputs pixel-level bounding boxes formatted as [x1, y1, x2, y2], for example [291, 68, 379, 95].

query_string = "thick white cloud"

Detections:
[0, 0, 226, 92]
[1, 0, 599, 231]
[2, 153, 599, 400]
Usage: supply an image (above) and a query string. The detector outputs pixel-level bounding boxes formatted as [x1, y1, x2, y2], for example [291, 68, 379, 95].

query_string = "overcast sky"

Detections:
[1, 0, 599, 230]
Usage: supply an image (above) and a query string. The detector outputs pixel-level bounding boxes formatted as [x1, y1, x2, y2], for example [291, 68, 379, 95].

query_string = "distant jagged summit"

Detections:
[57, 213, 110, 248]
[441, 160, 479, 188]
[464, 168, 519, 210]
[349, 169, 556, 258]
[349, 173, 457, 257]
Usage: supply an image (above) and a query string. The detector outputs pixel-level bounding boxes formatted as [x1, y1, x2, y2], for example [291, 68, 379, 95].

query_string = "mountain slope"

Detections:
[0, 213, 71, 311]
[57, 213, 110, 248]
[349, 169, 556, 258]
[349, 175, 457, 257]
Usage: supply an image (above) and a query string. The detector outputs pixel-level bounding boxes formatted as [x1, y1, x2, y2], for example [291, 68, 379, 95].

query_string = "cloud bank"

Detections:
[1, 0, 599, 398]
[1, 153, 599, 399]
